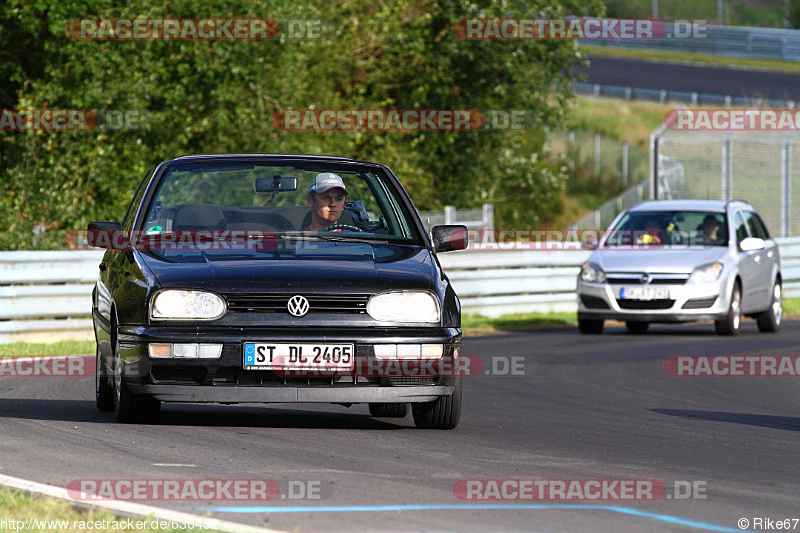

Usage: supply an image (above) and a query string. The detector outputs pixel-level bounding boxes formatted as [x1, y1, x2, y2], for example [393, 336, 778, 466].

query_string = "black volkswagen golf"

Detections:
[90, 154, 466, 429]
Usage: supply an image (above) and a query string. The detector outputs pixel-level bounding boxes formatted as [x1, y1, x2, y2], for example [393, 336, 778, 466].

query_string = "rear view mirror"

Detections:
[256, 176, 297, 193]
[431, 225, 468, 252]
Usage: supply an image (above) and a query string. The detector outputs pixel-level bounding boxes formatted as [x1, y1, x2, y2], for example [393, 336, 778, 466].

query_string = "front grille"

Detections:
[151, 367, 206, 384]
[211, 367, 379, 386]
[616, 299, 675, 310]
[580, 295, 610, 309]
[606, 273, 689, 285]
[389, 376, 439, 386]
[682, 296, 718, 309]
[225, 293, 370, 314]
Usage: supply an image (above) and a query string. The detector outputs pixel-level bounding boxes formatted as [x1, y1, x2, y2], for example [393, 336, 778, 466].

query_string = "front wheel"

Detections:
[112, 323, 160, 423]
[715, 283, 742, 336]
[412, 378, 461, 429]
[756, 282, 782, 333]
[95, 345, 114, 412]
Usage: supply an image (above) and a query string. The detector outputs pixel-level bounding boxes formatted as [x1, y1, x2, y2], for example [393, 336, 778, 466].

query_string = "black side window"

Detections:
[751, 212, 771, 240]
[122, 169, 152, 232]
[734, 212, 749, 244]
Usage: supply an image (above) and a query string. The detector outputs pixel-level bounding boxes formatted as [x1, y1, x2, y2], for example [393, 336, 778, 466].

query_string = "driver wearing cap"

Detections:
[306, 172, 348, 231]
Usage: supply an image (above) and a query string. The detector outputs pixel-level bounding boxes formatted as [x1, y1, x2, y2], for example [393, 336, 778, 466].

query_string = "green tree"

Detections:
[0, 0, 603, 249]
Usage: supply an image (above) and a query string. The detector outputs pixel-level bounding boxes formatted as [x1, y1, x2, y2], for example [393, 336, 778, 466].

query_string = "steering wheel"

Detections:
[319, 223, 364, 232]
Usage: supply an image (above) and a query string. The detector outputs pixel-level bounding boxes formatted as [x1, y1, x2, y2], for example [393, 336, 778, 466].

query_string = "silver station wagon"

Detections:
[577, 200, 782, 335]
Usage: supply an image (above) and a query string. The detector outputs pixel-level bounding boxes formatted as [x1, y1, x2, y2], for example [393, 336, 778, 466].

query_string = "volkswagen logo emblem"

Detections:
[287, 295, 310, 317]
[640, 273, 651, 284]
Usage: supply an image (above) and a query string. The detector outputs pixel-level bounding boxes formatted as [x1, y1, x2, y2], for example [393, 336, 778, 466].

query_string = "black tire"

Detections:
[412, 377, 462, 430]
[578, 317, 604, 334]
[715, 283, 742, 336]
[112, 320, 160, 423]
[625, 321, 649, 334]
[756, 282, 782, 333]
[369, 403, 409, 418]
[95, 345, 114, 412]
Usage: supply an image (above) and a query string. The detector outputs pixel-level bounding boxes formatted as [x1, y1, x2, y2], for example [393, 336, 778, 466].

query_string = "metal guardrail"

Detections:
[2, 239, 800, 341]
[573, 82, 797, 109]
[584, 23, 800, 61]
[419, 204, 494, 232]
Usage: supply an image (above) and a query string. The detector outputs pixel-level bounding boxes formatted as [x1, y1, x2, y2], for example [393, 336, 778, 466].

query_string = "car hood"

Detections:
[137, 241, 435, 293]
[591, 246, 729, 273]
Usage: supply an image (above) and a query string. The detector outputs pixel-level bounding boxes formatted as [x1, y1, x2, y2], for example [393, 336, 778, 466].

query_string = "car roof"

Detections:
[629, 199, 752, 213]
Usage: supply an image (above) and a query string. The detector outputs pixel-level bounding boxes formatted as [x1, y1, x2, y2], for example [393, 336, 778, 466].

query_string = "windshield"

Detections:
[138, 160, 423, 245]
[605, 210, 728, 247]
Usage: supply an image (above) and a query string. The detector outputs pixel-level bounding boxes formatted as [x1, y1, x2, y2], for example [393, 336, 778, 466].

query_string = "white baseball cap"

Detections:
[309, 172, 347, 194]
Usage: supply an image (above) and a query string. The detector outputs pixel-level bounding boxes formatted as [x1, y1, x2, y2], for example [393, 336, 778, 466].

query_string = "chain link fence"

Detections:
[654, 130, 800, 236]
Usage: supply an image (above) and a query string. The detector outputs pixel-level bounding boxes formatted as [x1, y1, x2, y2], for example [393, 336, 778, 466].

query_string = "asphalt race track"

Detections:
[576, 56, 800, 101]
[2, 320, 800, 532]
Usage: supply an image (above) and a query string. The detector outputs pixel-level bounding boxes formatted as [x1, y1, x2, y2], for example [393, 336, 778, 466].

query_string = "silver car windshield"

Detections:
[605, 210, 729, 247]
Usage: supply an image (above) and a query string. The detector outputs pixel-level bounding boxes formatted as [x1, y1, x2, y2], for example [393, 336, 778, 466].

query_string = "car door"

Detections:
[749, 210, 779, 308]
[733, 211, 761, 314]
[741, 210, 773, 309]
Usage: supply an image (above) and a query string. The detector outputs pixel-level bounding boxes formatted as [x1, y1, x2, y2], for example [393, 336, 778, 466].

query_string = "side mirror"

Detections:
[740, 237, 765, 252]
[431, 225, 468, 252]
[87, 221, 125, 249]
[581, 234, 599, 250]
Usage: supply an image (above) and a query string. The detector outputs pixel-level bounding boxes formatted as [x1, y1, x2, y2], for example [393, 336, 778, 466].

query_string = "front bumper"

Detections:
[115, 325, 461, 404]
[577, 279, 730, 322]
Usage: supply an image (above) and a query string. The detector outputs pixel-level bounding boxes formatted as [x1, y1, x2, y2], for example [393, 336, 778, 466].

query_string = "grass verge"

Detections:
[583, 45, 800, 73]
[0, 340, 94, 358]
[0, 486, 197, 532]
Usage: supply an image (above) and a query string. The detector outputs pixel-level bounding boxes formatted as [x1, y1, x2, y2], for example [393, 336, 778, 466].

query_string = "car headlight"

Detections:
[580, 263, 606, 283]
[687, 262, 723, 284]
[367, 291, 440, 323]
[151, 290, 226, 320]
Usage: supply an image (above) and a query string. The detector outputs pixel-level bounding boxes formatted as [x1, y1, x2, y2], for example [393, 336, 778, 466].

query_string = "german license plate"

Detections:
[620, 287, 669, 300]
[243, 343, 354, 370]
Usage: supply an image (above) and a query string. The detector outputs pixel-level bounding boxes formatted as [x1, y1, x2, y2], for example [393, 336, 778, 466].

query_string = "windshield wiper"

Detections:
[275, 232, 389, 244]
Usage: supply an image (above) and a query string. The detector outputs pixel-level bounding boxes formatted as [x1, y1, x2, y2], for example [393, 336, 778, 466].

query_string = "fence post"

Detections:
[782, 138, 792, 237]
[721, 137, 732, 202]
[482, 203, 494, 230]
[568, 131, 575, 171]
[594, 133, 601, 175]
[444, 205, 456, 225]
[622, 141, 629, 185]
[594, 209, 601, 229]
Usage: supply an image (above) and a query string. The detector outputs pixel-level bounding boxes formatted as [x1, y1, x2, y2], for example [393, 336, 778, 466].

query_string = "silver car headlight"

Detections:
[687, 262, 723, 284]
[580, 263, 606, 283]
[151, 290, 226, 320]
[367, 291, 440, 323]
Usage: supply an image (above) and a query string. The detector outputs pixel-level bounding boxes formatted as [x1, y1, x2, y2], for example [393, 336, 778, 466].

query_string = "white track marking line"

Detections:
[0, 473, 283, 533]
